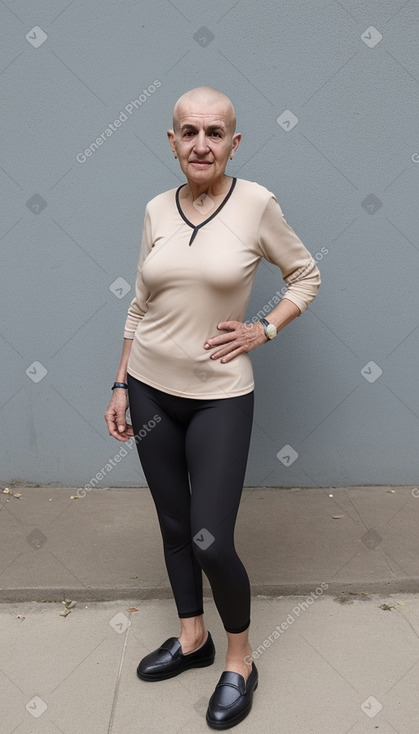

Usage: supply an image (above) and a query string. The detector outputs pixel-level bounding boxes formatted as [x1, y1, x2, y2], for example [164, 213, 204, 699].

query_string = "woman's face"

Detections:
[168, 98, 241, 190]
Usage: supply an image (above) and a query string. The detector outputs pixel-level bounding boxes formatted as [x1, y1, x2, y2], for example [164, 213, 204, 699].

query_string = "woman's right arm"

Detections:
[105, 204, 152, 441]
[104, 337, 134, 441]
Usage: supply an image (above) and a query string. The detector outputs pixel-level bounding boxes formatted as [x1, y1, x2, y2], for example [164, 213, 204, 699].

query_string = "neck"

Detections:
[184, 175, 232, 201]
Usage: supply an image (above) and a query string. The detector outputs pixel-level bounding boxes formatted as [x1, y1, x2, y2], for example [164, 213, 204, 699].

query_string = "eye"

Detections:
[210, 132, 221, 138]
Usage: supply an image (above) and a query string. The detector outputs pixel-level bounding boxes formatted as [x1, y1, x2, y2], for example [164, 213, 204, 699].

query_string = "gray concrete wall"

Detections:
[1, 0, 418, 488]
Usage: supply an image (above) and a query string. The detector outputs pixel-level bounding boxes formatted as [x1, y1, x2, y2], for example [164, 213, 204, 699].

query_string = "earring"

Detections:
[174, 154, 177, 159]
[230, 156, 233, 160]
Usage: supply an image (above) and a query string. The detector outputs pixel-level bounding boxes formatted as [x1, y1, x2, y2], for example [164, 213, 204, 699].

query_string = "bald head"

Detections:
[172, 86, 237, 135]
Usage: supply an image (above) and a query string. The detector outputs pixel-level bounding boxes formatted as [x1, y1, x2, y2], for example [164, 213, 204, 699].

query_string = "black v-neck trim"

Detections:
[175, 177, 237, 245]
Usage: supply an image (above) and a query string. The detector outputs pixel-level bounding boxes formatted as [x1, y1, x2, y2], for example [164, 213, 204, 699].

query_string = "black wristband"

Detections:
[111, 382, 128, 390]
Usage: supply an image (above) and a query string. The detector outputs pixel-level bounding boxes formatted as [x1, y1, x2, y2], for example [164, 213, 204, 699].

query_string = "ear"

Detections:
[167, 129, 176, 154]
[231, 132, 242, 156]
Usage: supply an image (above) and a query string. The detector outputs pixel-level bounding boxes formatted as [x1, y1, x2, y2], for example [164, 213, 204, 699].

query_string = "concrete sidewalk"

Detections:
[0, 485, 419, 601]
[2, 594, 419, 733]
[1, 485, 419, 733]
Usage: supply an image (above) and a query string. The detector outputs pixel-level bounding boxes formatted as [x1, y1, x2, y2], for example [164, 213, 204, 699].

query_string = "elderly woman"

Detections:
[105, 86, 320, 729]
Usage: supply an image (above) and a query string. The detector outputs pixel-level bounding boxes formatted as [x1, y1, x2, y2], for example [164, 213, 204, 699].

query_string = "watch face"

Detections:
[266, 324, 277, 339]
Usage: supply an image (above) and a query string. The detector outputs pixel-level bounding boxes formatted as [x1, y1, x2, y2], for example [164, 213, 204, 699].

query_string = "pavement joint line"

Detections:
[342, 488, 403, 578]
[299, 633, 360, 695]
[0, 662, 25, 694]
[384, 654, 419, 696]
[107, 611, 133, 733]
[50, 636, 108, 694]
[393, 606, 419, 640]
[50, 720, 67, 734]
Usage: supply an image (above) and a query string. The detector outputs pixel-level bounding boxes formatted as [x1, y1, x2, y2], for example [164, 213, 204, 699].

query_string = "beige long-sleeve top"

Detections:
[124, 177, 320, 399]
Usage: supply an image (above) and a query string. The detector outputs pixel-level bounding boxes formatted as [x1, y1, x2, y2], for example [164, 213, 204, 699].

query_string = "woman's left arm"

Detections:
[204, 298, 301, 363]
[204, 194, 320, 363]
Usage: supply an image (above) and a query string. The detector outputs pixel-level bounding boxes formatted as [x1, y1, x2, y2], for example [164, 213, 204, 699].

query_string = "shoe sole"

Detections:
[205, 679, 258, 730]
[137, 655, 215, 682]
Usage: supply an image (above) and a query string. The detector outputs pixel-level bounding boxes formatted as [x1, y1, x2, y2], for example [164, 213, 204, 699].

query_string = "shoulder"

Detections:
[144, 186, 179, 215]
[235, 178, 278, 207]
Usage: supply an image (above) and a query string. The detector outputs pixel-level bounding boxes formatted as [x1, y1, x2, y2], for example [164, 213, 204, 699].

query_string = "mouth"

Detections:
[189, 160, 213, 166]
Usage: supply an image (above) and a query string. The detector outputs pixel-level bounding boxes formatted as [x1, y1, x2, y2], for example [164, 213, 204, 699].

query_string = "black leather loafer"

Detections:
[137, 631, 215, 681]
[206, 662, 258, 729]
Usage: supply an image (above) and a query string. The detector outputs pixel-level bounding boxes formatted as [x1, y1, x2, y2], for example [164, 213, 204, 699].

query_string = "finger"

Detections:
[210, 329, 264, 359]
[204, 331, 238, 349]
[105, 408, 129, 440]
[104, 411, 118, 436]
[116, 413, 127, 433]
[112, 432, 131, 442]
[117, 423, 134, 439]
[217, 321, 239, 331]
[106, 421, 124, 440]
[109, 424, 132, 441]
[107, 425, 123, 440]
[210, 342, 244, 360]
[203, 321, 239, 347]
[219, 346, 244, 363]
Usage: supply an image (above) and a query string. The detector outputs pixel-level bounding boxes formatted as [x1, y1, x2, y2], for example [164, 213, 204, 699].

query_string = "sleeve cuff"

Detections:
[281, 294, 307, 314]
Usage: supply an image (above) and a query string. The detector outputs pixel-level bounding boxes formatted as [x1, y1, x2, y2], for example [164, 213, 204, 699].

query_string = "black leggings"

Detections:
[127, 375, 254, 633]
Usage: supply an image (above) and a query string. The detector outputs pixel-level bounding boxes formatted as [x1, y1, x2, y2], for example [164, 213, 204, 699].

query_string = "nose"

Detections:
[193, 130, 210, 155]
